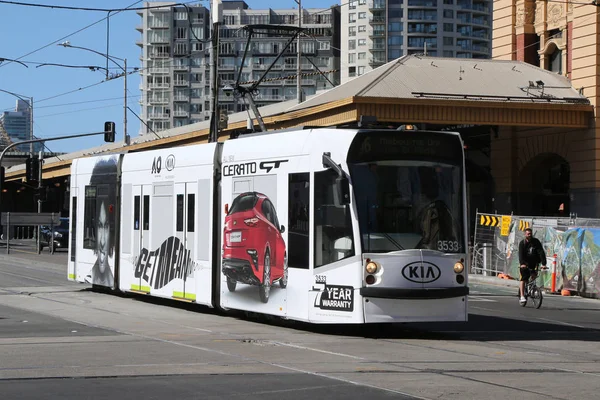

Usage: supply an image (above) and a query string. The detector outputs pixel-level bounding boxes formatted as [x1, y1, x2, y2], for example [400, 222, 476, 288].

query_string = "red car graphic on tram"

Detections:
[222, 192, 287, 303]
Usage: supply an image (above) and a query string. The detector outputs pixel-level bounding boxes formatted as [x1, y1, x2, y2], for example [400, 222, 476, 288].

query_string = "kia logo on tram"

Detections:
[402, 262, 441, 283]
[165, 154, 175, 171]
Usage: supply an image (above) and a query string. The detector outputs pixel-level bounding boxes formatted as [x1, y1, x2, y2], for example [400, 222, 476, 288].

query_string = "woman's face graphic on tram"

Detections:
[97, 201, 110, 273]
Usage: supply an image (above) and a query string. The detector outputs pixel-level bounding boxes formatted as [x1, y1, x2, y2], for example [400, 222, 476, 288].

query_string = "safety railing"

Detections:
[472, 211, 600, 298]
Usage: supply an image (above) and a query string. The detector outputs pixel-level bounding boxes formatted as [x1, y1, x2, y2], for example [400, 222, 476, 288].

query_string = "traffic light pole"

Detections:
[0, 129, 113, 232]
[37, 150, 43, 254]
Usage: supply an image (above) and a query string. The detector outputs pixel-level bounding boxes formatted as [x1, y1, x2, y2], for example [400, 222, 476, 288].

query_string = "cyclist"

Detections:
[518, 227, 547, 304]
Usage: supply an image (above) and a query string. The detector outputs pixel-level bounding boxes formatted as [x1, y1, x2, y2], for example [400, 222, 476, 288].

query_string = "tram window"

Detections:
[314, 170, 355, 268]
[143, 195, 150, 230]
[288, 173, 310, 269]
[83, 186, 97, 249]
[176, 194, 184, 232]
[134, 196, 140, 230]
[187, 193, 195, 232]
[71, 196, 77, 261]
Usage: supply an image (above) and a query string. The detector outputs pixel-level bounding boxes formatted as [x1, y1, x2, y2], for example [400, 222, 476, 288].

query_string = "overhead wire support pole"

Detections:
[37, 148, 43, 253]
[0, 57, 29, 68]
[57, 42, 130, 145]
[296, 0, 302, 103]
[209, 0, 222, 143]
[123, 58, 128, 145]
[106, 10, 112, 80]
[30, 97, 34, 165]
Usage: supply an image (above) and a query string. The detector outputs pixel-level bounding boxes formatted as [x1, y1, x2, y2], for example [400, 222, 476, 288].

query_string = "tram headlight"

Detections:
[453, 262, 464, 274]
[365, 261, 378, 274]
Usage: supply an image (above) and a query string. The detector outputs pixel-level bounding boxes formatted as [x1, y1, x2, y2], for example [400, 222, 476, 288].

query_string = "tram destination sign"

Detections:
[348, 130, 463, 162]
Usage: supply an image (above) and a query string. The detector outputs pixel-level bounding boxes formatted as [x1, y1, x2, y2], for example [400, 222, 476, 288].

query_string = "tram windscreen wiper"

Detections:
[381, 232, 404, 251]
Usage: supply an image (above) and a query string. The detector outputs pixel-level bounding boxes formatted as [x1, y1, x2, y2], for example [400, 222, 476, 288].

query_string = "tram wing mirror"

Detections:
[224, 203, 229, 214]
[335, 175, 351, 206]
[322, 152, 351, 206]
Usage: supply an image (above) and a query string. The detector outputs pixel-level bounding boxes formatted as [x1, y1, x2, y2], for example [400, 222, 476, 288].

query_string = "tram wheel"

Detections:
[259, 251, 271, 303]
[226, 278, 237, 292]
[279, 252, 288, 289]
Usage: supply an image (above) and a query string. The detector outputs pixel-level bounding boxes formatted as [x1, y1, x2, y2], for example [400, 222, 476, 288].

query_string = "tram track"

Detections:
[1, 274, 599, 400]
[1, 287, 431, 398]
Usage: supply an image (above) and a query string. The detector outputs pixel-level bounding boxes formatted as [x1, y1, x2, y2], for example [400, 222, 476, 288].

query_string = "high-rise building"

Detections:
[0, 99, 42, 153]
[341, 0, 491, 84]
[137, 1, 340, 136]
[136, 2, 211, 134]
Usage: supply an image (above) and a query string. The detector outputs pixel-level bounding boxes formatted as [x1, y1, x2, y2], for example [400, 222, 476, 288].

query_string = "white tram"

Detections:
[68, 126, 469, 323]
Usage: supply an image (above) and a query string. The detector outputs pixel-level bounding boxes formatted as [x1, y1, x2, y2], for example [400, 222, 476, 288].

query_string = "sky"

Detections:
[0, 0, 340, 154]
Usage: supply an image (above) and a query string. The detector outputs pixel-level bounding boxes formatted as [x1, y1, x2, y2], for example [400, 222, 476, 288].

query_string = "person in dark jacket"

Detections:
[518, 227, 547, 304]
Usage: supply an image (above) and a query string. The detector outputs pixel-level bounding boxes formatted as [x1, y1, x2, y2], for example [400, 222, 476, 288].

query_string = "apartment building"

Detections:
[136, 2, 211, 134]
[137, 1, 340, 135]
[341, 0, 491, 83]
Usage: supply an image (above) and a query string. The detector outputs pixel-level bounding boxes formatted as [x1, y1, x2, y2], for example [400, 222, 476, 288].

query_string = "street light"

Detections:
[58, 41, 130, 145]
[0, 88, 34, 158]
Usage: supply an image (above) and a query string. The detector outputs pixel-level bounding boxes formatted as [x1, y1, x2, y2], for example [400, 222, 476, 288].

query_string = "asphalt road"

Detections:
[1, 250, 599, 400]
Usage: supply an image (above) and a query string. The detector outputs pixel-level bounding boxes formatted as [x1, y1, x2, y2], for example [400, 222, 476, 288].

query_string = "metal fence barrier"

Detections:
[11, 226, 36, 240]
[472, 210, 600, 298]
[1, 225, 37, 240]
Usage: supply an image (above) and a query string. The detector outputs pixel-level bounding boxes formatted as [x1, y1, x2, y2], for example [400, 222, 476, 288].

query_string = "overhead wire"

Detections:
[2, 1, 338, 150]
[1, 1, 339, 109]
[35, 103, 123, 119]
[0, 0, 207, 12]
[0, 0, 142, 69]
[0, 0, 202, 69]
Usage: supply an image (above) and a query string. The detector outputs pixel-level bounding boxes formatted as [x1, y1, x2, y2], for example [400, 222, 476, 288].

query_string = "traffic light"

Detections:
[0, 166, 4, 192]
[104, 121, 116, 143]
[25, 157, 39, 184]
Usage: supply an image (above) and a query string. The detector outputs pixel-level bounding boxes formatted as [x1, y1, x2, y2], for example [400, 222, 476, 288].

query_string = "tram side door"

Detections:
[173, 182, 197, 301]
[132, 184, 151, 293]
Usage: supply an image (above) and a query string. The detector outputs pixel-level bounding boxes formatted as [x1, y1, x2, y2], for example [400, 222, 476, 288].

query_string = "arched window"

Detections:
[549, 47, 562, 74]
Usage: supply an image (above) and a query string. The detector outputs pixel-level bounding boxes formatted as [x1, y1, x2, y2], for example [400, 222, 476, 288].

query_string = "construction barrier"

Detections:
[472, 211, 600, 298]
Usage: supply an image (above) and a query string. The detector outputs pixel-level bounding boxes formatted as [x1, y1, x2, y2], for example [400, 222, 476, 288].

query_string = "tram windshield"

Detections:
[349, 161, 463, 253]
[346, 130, 465, 254]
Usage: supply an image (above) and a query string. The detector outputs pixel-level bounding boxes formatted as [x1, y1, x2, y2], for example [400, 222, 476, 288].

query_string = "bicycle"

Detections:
[517, 266, 547, 309]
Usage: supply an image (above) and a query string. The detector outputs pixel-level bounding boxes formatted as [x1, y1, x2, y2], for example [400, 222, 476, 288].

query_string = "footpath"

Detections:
[0, 239, 67, 270]
[469, 273, 519, 288]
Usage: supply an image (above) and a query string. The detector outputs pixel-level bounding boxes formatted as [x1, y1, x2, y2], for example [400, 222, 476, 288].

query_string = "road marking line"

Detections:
[469, 296, 496, 302]
[268, 341, 365, 360]
[536, 317, 587, 329]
